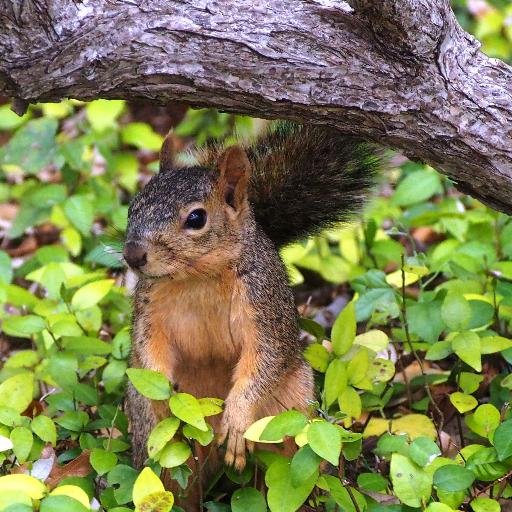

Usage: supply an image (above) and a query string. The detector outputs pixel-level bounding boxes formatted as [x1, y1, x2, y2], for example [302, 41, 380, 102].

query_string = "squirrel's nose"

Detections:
[123, 242, 148, 269]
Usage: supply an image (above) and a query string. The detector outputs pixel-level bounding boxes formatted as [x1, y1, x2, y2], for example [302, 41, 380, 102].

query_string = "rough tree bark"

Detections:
[1, 1, 511, 212]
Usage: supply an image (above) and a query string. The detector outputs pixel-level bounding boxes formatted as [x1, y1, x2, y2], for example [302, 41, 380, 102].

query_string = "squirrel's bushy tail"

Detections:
[246, 122, 380, 248]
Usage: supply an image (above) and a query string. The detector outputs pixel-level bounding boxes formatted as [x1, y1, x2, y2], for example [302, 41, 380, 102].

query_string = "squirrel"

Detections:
[123, 121, 379, 508]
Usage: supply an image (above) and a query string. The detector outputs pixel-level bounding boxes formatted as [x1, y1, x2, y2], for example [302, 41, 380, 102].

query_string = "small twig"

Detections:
[345, 483, 361, 512]
[476, 469, 512, 497]
[105, 403, 120, 451]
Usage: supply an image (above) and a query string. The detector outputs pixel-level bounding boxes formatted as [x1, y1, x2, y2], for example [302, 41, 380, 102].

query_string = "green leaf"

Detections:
[409, 436, 441, 467]
[433, 464, 475, 492]
[338, 386, 362, 422]
[112, 328, 131, 359]
[331, 301, 356, 356]
[298, 318, 325, 341]
[63, 195, 94, 235]
[63, 336, 112, 355]
[40, 495, 89, 512]
[375, 433, 409, 457]
[426, 504, 457, 512]
[357, 472, 389, 492]
[126, 368, 171, 401]
[10, 426, 33, 463]
[265, 458, 316, 512]
[472, 404, 501, 439]
[0, 489, 32, 510]
[307, 421, 341, 466]
[303, 343, 329, 372]
[158, 441, 192, 468]
[102, 359, 127, 393]
[392, 169, 442, 206]
[324, 476, 366, 512]
[86, 100, 125, 132]
[0, 250, 13, 284]
[231, 488, 266, 512]
[408, 300, 445, 343]
[0, 373, 34, 413]
[90, 448, 118, 476]
[2, 315, 45, 338]
[0, 103, 31, 130]
[55, 411, 89, 432]
[452, 331, 481, 371]
[390, 453, 432, 507]
[5, 350, 38, 369]
[71, 279, 114, 310]
[1, 118, 58, 174]
[198, 397, 224, 417]
[28, 183, 67, 208]
[347, 349, 371, 389]
[480, 336, 512, 354]
[493, 418, 512, 461]
[147, 417, 180, 458]
[290, 445, 322, 487]
[450, 392, 478, 413]
[108, 464, 138, 505]
[121, 123, 163, 151]
[323, 359, 347, 407]
[442, 293, 471, 331]
[467, 300, 495, 329]
[182, 424, 214, 447]
[31, 415, 57, 446]
[466, 447, 508, 481]
[260, 410, 308, 441]
[49, 352, 78, 388]
[470, 497, 501, 512]
[169, 393, 207, 431]
[459, 372, 483, 395]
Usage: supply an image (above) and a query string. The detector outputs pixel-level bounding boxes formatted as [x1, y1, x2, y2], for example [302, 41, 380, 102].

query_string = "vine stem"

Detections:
[399, 254, 445, 438]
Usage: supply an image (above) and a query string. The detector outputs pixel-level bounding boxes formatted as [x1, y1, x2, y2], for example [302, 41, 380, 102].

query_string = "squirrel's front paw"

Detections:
[217, 407, 254, 471]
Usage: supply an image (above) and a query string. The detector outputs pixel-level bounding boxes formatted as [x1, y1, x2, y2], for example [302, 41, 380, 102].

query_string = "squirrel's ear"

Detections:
[159, 132, 176, 173]
[217, 145, 251, 209]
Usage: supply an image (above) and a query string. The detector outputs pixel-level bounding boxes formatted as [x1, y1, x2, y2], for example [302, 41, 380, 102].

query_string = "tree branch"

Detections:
[1, 0, 511, 212]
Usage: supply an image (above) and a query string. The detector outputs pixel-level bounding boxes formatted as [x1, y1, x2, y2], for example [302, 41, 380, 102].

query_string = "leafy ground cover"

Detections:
[1, 2, 512, 511]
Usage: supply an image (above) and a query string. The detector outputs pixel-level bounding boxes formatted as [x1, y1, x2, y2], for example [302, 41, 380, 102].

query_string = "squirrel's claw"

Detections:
[218, 407, 253, 472]
[224, 429, 247, 471]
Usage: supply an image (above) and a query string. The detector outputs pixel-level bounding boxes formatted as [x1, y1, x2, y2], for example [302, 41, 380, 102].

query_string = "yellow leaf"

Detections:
[0, 373, 34, 413]
[135, 491, 174, 512]
[386, 270, 420, 287]
[463, 293, 493, 305]
[244, 417, 280, 443]
[51, 485, 90, 508]
[294, 424, 310, 447]
[0, 474, 47, 500]
[363, 414, 437, 440]
[133, 467, 165, 507]
[71, 279, 114, 310]
[354, 330, 389, 353]
[449, 392, 478, 414]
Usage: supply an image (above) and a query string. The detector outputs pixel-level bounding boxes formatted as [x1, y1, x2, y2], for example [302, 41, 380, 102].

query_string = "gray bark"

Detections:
[1, 0, 511, 212]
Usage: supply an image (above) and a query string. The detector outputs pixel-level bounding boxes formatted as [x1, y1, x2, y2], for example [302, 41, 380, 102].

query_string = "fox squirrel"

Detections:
[124, 122, 378, 507]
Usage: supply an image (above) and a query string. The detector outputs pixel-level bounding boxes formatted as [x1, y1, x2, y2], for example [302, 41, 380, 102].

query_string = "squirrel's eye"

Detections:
[184, 208, 207, 230]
